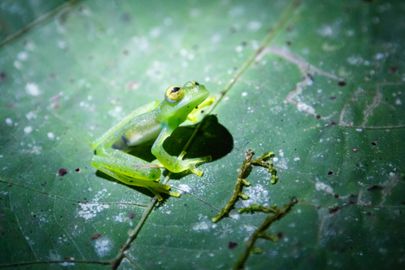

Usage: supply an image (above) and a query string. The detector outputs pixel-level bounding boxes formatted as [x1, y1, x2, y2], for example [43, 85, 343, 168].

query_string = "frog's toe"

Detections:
[169, 190, 181, 197]
[147, 184, 181, 200]
[201, 155, 212, 163]
[185, 156, 211, 176]
[190, 155, 212, 164]
[190, 166, 204, 176]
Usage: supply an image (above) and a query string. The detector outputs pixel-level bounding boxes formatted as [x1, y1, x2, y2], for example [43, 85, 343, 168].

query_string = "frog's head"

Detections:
[158, 81, 209, 126]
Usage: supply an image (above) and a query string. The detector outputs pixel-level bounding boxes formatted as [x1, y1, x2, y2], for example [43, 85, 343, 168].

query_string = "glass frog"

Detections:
[91, 81, 214, 200]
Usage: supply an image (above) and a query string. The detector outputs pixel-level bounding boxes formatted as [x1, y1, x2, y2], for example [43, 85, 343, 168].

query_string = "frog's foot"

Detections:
[181, 156, 212, 176]
[149, 187, 181, 201]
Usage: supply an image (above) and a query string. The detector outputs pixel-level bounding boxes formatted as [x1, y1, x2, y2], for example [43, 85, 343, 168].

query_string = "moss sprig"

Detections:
[238, 204, 278, 214]
[233, 197, 298, 270]
[211, 149, 278, 223]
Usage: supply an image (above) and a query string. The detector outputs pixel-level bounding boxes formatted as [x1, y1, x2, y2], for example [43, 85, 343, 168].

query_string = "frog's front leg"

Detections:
[151, 126, 210, 176]
[92, 148, 180, 200]
[186, 95, 216, 124]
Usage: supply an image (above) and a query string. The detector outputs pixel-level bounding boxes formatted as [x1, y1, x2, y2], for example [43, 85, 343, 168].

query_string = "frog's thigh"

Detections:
[92, 150, 161, 181]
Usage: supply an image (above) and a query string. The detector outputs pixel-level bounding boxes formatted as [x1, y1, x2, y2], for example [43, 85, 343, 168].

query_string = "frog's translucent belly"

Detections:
[117, 111, 162, 148]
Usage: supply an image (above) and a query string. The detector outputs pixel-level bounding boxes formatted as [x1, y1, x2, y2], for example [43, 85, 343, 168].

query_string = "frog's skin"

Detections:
[91, 81, 213, 200]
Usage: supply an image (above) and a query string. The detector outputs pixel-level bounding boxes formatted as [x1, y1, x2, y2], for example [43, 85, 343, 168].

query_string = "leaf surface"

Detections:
[0, 1, 404, 269]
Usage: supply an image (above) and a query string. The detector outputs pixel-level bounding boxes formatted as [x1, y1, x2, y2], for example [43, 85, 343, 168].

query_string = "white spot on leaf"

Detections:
[242, 184, 269, 207]
[235, 45, 243, 53]
[149, 27, 161, 38]
[24, 126, 33, 134]
[5, 118, 13, 126]
[14, 60, 22, 69]
[317, 25, 334, 37]
[113, 212, 127, 223]
[94, 237, 112, 257]
[25, 82, 41, 96]
[57, 40, 67, 49]
[178, 184, 191, 193]
[247, 21, 261, 31]
[211, 33, 222, 44]
[78, 203, 109, 220]
[78, 189, 110, 220]
[17, 51, 28, 61]
[25, 111, 37, 120]
[315, 181, 334, 195]
[47, 132, 55, 140]
[193, 221, 210, 231]
[296, 102, 316, 115]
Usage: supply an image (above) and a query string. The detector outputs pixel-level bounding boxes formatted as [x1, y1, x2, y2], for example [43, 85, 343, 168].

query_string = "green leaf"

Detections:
[1, 0, 404, 269]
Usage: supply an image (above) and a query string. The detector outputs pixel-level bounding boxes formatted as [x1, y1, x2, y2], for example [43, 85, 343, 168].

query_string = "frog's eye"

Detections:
[165, 86, 184, 103]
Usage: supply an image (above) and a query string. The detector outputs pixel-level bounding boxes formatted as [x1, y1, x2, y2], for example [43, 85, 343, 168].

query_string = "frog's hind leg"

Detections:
[93, 149, 161, 180]
[92, 150, 180, 199]
[94, 166, 175, 201]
